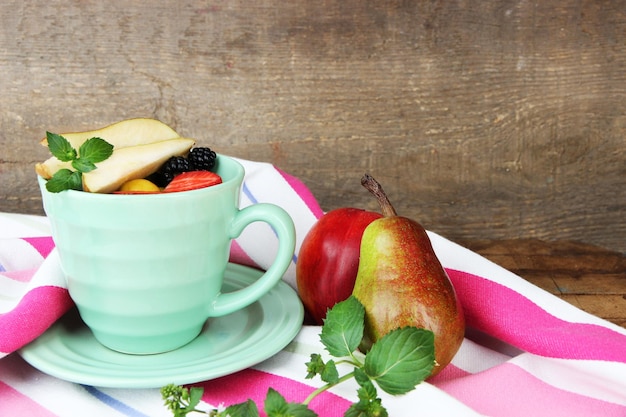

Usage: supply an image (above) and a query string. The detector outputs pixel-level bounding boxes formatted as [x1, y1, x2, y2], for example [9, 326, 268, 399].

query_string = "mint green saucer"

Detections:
[19, 263, 304, 388]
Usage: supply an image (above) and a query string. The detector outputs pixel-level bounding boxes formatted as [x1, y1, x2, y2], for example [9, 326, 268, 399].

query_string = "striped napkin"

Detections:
[1, 157, 625, 416]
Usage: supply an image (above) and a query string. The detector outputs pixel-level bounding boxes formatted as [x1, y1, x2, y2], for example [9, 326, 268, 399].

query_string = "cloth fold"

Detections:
[1, 157, 625, 416]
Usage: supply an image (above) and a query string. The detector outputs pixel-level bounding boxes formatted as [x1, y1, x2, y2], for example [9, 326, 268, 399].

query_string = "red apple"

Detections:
[296, 208, 382, 324]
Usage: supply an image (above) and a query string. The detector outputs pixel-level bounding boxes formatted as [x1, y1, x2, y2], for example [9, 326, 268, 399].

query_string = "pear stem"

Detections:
[361, 173, 397, 217]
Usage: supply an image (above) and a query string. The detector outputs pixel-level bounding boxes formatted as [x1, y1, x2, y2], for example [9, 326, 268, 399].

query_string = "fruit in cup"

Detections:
[296, 208, 382, 324]
[352, 174, 465, 377]
[36, 118, 181, 180]
[82, 138, 196, 193]
[148, 148, 220, 187]
[36, 119, 224, 194]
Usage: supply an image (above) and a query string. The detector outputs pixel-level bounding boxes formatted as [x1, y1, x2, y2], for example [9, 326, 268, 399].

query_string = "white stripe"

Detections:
[509, 353, 626, 406]
[0, 354, 132, 417]
[0, 212, 51, 238]
[0, 239, 44, 271]
[451, 337, 626, 407]
[2, 354, 227, 417]
[90, 387, 175, 417]
[0, 249, 66, 312]
[30, 249, 66, 288]
[448, 338, 512, 374]
[0, 275, 29, 312]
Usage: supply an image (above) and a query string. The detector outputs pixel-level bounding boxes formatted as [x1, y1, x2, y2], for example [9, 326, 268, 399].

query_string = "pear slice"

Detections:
[36, 118, 181, 179]
[39, 118, 180, 148]
[82, 138, 195, 193]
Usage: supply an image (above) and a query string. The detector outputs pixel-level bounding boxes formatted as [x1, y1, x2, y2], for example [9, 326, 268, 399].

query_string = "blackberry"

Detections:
[188, 147, 217, 171]
[145, 171, 169, 188]
[153, 156, 192, 186]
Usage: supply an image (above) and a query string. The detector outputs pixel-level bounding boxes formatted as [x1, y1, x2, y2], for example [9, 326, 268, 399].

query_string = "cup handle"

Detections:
[208, 203, 296, 317]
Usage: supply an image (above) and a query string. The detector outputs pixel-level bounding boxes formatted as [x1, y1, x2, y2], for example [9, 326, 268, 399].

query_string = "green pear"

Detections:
[82, 138, 195, 193]
[352, 174, 465, 377]
[36, 118, 181, 179]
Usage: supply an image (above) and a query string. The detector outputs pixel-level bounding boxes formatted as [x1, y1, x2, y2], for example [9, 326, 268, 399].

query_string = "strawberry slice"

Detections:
[163, 171, 222, 193]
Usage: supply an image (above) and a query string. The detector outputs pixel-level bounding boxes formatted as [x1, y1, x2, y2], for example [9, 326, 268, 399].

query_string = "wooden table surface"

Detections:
[3, 1, 625, 256]
[462, 239, 626, 329]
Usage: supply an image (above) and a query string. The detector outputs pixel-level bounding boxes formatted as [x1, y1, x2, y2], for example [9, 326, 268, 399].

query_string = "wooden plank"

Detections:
[561, 295, 626, 329]
[464, 239, 626, 328]
[1, 0, 625, 253]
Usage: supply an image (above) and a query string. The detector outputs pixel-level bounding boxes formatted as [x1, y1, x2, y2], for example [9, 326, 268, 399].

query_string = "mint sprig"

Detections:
[44, 132, 114, 192]
[161, 296, 436, 417]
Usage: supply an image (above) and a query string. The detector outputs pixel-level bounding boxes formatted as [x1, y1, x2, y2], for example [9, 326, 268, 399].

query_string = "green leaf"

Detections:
[186, 387, 203, 411]
[42, 134, 114, 192]
[224, 399, 260, 417]
[72, 157, 98, 173]
[305, 354, 339, 384]
[264, 388, 317, 417]
[353, 367, 377, 400]
[78, 137, 114, 163]
[305, 353, 324, 379]
[46, 132, 77, 162]
[45, 169, 82, 193]
[345, 371, 387, 417]
[344, 397, 388, 417]
[160, 384, 203, 416]
[364, 327, 435, 395]
[320, 359, 339, 384]
[320, 296, 364, 358]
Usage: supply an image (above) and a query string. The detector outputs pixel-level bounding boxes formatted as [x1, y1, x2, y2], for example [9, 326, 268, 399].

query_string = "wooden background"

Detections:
[1, 0, 625, 254]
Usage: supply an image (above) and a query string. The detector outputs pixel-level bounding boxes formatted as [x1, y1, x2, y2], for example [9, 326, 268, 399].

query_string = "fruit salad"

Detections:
[35, 118, 223, 194]
[117, 148, 223, 194]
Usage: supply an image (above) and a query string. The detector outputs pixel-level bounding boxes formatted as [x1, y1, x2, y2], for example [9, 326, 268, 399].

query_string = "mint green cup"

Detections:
[38, 155, 295, 354]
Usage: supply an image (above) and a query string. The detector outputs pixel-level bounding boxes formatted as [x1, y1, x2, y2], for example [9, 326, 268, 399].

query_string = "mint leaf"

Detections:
[186, 387, 203, 412]
[345, 396, 387, 417]
[364, 327, 435, 395]
[46, 169, 82, 192]
[160, 384, 205, 416]
[319, 359, 339, 384]
[345, 370, 388, 417]
[304, 354, 339, 384]
[47, 132, 77, 162]
[71, 157, 98, 173]
[42, 132, 114, 193]
[264, 388, 317, 417]
[353, 367, 376, 398]
[305, 354, 325, 379]
[78, 137, 114, 163]
[320, 296, 364, 357]
[224, 399, 260, 417]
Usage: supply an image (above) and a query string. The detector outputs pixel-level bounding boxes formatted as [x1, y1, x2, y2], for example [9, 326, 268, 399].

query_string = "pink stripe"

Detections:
[0, 286, 72, 354]
[197, 368, 352, 416]
[274, 167, 324, 219]
[435, 362, 626, 417]
[447, 269, 626, 362]
[229, 240, 261, 270]
[21, 236, 55, 258]
[0, 268, 37, 283]
[428, 363, 472, 385]
[0, 382, 59, 416]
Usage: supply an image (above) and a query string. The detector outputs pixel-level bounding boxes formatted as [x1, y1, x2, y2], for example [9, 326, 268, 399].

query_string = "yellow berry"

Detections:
[118, 179, 160, 193]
